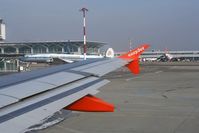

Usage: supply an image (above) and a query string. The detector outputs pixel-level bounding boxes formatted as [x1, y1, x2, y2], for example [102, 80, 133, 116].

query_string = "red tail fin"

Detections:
[118, 44, 149, 74]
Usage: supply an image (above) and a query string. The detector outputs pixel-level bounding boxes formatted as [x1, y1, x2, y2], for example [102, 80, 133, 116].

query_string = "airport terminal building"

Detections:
[142, 51, 199, 61]
[1, 40, 199, 72]
[0, 41, 105, 72]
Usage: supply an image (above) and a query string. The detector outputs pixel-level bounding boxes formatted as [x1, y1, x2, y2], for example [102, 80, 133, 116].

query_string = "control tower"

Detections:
[0, 18, 6, 41]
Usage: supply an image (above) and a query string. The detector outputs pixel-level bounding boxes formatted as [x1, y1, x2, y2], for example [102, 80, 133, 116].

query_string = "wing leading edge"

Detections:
[0, 44, 149, 133]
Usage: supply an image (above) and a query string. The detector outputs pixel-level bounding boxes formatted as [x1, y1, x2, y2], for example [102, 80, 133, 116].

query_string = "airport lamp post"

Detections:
[129, 40, 132, 51]
[80, 8, 88, 60]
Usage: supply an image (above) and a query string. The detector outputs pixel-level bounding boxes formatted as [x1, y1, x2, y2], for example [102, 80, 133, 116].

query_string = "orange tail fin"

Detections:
[118, 44, 150, 74]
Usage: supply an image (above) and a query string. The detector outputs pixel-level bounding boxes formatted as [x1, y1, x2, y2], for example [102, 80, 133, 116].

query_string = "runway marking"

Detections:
[125, 77, 140, 81]
[56, 125, 84, 133]
[155, 71, 163, 74]
[114, 75, 122, 78]
[161, 94, 168, 99]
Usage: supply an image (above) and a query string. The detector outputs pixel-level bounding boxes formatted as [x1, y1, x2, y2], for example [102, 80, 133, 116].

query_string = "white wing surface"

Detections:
[0, 44, 149, 133]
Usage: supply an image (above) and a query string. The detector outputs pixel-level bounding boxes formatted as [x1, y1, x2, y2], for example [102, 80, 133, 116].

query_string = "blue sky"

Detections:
[0, 0, 199, 51]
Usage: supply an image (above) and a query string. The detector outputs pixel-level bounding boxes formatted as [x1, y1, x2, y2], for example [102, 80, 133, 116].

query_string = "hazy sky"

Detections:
[0, 0, 199, 51]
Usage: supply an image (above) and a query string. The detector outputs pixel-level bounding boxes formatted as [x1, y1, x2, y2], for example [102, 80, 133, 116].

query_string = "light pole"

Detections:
[80, 8, 88, 60]
[129, 40, 132, 51]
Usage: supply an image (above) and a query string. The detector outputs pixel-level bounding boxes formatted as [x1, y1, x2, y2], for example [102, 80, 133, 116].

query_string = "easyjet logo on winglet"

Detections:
[128, 47, 145, 57]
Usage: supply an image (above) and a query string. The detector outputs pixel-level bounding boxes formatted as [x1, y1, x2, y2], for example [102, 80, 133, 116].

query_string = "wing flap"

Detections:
[0, 77, 109, 133]
[0, 71, 86, 109]
[0, 95, 18, 108]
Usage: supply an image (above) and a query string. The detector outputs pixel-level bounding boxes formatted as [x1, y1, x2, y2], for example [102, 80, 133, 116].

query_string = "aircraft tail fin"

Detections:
[118, 44, 149, 74]
[105, 48, 114, 58]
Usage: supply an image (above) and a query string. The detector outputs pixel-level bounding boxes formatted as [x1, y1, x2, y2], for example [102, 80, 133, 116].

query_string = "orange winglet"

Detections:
[126, 59, 140, 74]
[118, 44, 149, 75]
[64, 95, 114, 112]
[118, 44, 150, 61]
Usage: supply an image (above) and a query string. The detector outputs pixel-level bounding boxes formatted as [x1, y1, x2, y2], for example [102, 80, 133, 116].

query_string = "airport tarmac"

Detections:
[38, 62, 199, 133]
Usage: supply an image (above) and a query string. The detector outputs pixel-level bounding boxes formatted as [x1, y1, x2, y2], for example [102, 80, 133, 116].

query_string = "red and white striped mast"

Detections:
[80, 7, 88, 60]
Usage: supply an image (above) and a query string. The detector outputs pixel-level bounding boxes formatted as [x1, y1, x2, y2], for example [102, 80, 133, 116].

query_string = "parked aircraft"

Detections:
[0, 44, 149, 133]
[142, 52, 185, 62]
[19, 48, 115, 63]
[157, 53, 185, 62]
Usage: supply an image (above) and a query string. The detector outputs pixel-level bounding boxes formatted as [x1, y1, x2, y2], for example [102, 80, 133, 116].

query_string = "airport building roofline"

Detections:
[0, 40, 106, 55]
[143, 50, 199, 54]
[0, 40, 106, 48]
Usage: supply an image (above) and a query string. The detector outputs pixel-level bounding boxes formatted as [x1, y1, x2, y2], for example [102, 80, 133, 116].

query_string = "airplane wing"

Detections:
[0, 44, 149, 133]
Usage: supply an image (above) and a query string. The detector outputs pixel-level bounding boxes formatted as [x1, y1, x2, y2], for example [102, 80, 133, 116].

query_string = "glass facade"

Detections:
[19, 46, 31, 54]
[0, 59, 17, 72]
[4, 47, 16, 53]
